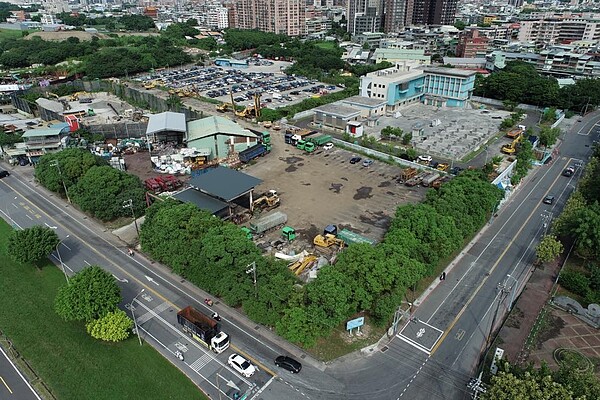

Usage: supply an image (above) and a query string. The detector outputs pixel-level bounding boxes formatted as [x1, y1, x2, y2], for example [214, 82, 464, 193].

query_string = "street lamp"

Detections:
[56, 235, 70, 283]
[130, 288, 145, 346]
[122, 199, 140, 239]
[50, 160, 71, 203]
[505, 274, 518, 311]
[245, 261, 257, 298]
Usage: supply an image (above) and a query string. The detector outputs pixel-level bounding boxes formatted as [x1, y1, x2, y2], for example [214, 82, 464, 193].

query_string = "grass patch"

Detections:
[0, 221, 206, 400]
[305, 316, 387, 361]
[0, 28, 26, 40]
[314, 41, 336, 50]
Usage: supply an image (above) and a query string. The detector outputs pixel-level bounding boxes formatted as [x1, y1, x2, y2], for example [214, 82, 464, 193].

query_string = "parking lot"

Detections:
[137, 61, 341, 110]
[242, 130, 427, 250]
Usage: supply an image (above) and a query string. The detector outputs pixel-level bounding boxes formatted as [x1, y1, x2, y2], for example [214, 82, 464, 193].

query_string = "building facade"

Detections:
[346, 0, 383, 35]
[410, 0, 458, 25]
[455, 29, 489, 58]
[234, 0, 305, 36]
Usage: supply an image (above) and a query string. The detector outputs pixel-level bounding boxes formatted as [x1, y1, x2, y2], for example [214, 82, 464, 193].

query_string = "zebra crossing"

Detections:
[189, 353, 214, 372]
[137, 302, 170, 325]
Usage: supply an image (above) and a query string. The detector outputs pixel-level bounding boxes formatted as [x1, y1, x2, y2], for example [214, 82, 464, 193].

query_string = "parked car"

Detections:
[350, 156, 362, 164]
[562, 166, 575, 177]
[543, 195, 555, 205]
[362, 159, 374, 167]
[323, 143, 334, 151]
[418, 155, 432, 164]
[0, 170, 9, 178]
[275, 356, 302, 373]
[228, 354, 256, 378]
[450, 166, 464, 175]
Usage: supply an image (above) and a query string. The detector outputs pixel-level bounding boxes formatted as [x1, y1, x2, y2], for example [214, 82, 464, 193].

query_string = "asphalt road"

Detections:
[0, 347, 42, 400]
[0, 112, 598, 400]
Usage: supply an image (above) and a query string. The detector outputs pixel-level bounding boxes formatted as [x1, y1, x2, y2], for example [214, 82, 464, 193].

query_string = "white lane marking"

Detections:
[250, 376, 277, 400]
[0, 346, 42, 400]
[136, 302, 169, 325]
[189, 353, 213, 372]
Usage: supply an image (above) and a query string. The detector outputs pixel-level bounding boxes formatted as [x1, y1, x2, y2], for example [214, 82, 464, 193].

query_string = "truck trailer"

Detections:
[249, 211, 287, 234]
[239, 144, 268, 163]
[308, 134, 332, 146]
[337, 229, 376, 246]
[177, 306, 230, 354]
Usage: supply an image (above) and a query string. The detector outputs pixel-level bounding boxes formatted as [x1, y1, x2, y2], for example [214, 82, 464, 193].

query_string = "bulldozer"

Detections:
[313, 234, 345, 248]
[252, 190, 280, 212]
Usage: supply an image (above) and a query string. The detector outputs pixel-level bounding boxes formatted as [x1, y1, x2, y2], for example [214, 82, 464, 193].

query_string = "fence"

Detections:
[0, 329, 56, 400]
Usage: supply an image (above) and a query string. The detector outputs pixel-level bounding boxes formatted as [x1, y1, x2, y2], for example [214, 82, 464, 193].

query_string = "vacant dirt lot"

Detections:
[241, 130, 427, 250]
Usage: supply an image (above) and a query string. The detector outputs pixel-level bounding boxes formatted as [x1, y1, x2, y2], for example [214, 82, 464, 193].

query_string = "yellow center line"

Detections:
[4, 180, 276, 377]
[0, 376, 13, 394]
[430, 158, 572, 355]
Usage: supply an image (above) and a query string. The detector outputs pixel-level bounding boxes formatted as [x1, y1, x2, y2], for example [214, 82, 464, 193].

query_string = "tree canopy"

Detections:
[54, 265, 122, 322]
[86, 309, 133, 342]
[7, 226, 59, 265]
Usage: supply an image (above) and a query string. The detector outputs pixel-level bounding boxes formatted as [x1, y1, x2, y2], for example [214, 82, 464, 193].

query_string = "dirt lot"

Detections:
[241, 130, 427, 251]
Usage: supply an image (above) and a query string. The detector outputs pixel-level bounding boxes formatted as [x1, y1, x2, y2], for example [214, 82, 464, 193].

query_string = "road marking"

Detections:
[429, 157, 575, 355]
[189, 353, 213, 372]
[83, 260, 91, 266]
[0, 346, 41, 400]
[112, 274, 128, 283]
[398, 357, 429, 397]
[250, 376, 276, 400]
[455, 329, 465, 341]
[26, 214, 33, 220]
[145, 275, 159, 286]
[137, 302, 170, 325]
[0, 376, 13, 393]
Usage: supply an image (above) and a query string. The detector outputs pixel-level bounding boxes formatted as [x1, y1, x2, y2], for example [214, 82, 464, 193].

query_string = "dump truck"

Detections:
[308, 134, 332, 146]
[239, 144, 268, 163]
[296, 140, 307, 150]
[421, 172, 441, 187]
[304, 142, 316, 153]
[405, 171, 428, 187]
[505, 125, 526, 139]
[284, 132, 295, 145]
[249, 211, 287, 234]
[337, 229, 376, 246]
[248, 129, 271, 151]
[177, 306, 230, 354]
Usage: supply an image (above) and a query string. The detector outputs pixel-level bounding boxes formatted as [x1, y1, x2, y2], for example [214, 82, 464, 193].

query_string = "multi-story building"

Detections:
[360, 62, 476, 112]
[371, 48, 431, 64]
[383, 0, 406, 33]
[410, 0, 458, 26]
[455, 28, 489, 58]
[518, 17, 600, 46]
[346, 0, 383, 35]
[234, 0, 305, 36]
[538, 46, 600, 78]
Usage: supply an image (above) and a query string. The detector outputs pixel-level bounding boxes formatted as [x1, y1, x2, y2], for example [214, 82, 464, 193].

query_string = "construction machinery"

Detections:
[216, 90, 237, 113]
[501, 133, 523, 155]
[252, 190, 280, 211]
[313, 233, 345, 248]
[505, 125, 526, 139]
[288, 255, 318, 276]
[69, 91, 90, 102]
[235, 94, 261, 119]
[436, 163, 449, 172]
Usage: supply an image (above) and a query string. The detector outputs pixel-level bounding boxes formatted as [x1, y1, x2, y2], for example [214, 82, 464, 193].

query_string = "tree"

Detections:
[54, 265, 122, 322]
[538, 126, 561, 148]
[454, 20, 467, 30]
[7, 226, 59, 265]
[483, 371, 574, 400]
[69, 165, 145, 221]
[86, 310, 133, 342]
[401, 132, 412, 145]
[536, 235, 564, 265]
[36, 149, 107, 195]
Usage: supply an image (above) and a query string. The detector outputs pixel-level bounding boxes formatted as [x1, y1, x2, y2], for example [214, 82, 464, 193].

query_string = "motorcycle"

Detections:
[212, 312, 221, 322]
[128, 248, 135, 257]
[175, 350, 184, 361]
[204, 298, 214, 307]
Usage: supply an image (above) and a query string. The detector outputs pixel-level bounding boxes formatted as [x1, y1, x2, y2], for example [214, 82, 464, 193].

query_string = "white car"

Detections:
[323, 143, 334, 151]
[418, 155, 432, 164]
[228, 353, 256, 377]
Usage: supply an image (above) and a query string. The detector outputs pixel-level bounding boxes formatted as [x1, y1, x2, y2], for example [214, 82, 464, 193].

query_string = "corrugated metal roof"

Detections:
[146, 112, 187, 135]
[22, 123, 69, 138]
[172, 187, 229, 214]
[189, 166, 262, 202]
[187, 116, 257, 141]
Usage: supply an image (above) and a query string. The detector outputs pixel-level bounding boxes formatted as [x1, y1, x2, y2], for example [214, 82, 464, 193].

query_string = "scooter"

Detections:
[204, 298, 214, 307]
[175, 350, 184, 361]
[212, 312, 221, 322]
[128, 248, 135, 257]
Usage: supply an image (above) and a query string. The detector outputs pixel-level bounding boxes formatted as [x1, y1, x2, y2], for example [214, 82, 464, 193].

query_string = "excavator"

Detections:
[313, 234, 345, 248]
[69, 91, 90, 102]
[501, 133, 524, 155]
[235, 93, 262, 119]
[252, 190, 280, 212]
[216, 90, 237, 113]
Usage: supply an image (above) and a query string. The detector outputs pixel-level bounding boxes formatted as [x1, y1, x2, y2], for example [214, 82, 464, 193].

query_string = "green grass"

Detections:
[314, 41, 336, 50]
[0, 28, 26, 40]
[0, 221, 206, 400]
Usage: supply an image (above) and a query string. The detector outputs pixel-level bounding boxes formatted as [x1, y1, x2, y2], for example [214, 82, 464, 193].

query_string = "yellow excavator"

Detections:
[252, 190, 279, 212]
[288, 255, 318, 276]
[501, 133, 523, 155]
[313, 234, 345, 248]
[217, 90, 237, 113]
[235, 94, 261, 119]
[69, 91, 90, 102]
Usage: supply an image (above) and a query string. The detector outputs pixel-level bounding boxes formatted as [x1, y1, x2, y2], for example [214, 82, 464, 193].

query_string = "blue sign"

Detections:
[346, 317, 365, 330]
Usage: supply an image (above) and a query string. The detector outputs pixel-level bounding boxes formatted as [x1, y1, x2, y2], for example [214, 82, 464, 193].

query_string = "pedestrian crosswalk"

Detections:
[189, 353, 213, 372]
[137, 302, 170, 325]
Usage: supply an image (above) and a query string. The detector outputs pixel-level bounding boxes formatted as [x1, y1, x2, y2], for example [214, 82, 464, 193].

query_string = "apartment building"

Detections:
[455, 28, 489, 58]
[409, 0, 458, 26]
[518, 17, 600, 46]
[234, 0, 305, 36]
[346, 0, 383, 35]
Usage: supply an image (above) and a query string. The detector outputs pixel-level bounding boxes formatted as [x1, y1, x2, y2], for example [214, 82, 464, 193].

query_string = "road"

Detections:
[0, 113, 598, 400]
[0, 347, 42, 400]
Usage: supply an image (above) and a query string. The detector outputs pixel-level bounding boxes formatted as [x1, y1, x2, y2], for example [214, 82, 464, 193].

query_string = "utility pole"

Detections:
[50, 160, 71, 203]
[122, 199, 139, 239]
[541, 210, 553, 236]
[245, 262, 257, 297]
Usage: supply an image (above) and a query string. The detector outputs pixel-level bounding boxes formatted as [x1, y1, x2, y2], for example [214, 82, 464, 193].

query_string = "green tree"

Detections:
[86, 309, 133, 342]
[69, 165, 145, 221]
[536, 235, 564, 265]
[454, 20, 467, 30]
[54, 265, 122, 322]
[577, 157, 600, 204]
[0, 130, 23, 148]
[7, 226, 59, 265]
[483, 371, 574, 400]
[401, 132, 412, 145]
[538, 126, 561, 148]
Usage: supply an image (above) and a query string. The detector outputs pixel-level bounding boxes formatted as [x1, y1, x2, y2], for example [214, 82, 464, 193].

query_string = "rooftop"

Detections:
[172, 187, 229, 214]
[188, 166, 262, 202]
[423, 67, 477, 77]
[146, 112, 187, 135]
[187, 116, 257, 142]
[21, 123, 70, 138]
[341, 95, 387, 108]
[314, 103, 362, 119]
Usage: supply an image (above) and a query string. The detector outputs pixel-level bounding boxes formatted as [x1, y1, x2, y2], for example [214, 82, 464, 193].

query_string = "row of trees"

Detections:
[475, 61, 600, 113]
[36, 149, 146, 221]
[56, 12, 155, 31]
[140, 172, 503, 347]
[6, 224, 132, 342]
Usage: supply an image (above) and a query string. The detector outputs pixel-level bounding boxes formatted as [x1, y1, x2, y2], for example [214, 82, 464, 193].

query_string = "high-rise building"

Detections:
[456, 29, 489, 58]
[383, 0, 406, 33]
[234, 0, 305, 36]
[410, 0, 458, 25]
[347, 0, 384, 35]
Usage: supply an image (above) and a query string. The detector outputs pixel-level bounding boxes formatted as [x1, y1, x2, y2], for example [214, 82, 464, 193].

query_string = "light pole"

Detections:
[56, 235, 70, 283]
[50, 160, 71, 203]
[245, 261, 257, 297]
[505, 274, 518, 311]
[122, 199, 139, 239]
[483, 145, 489, 165]
[4, 196, 17, 227]
[131, 288, 145, 346]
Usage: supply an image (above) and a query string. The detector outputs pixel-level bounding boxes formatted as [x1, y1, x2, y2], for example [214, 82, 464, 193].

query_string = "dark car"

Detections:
[543, 195, 555, 205]
[350, 156, 362, 164]
[275, 356, 302, 373]
[450, 166, 464, 175]
[0, 170, 9, 178]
